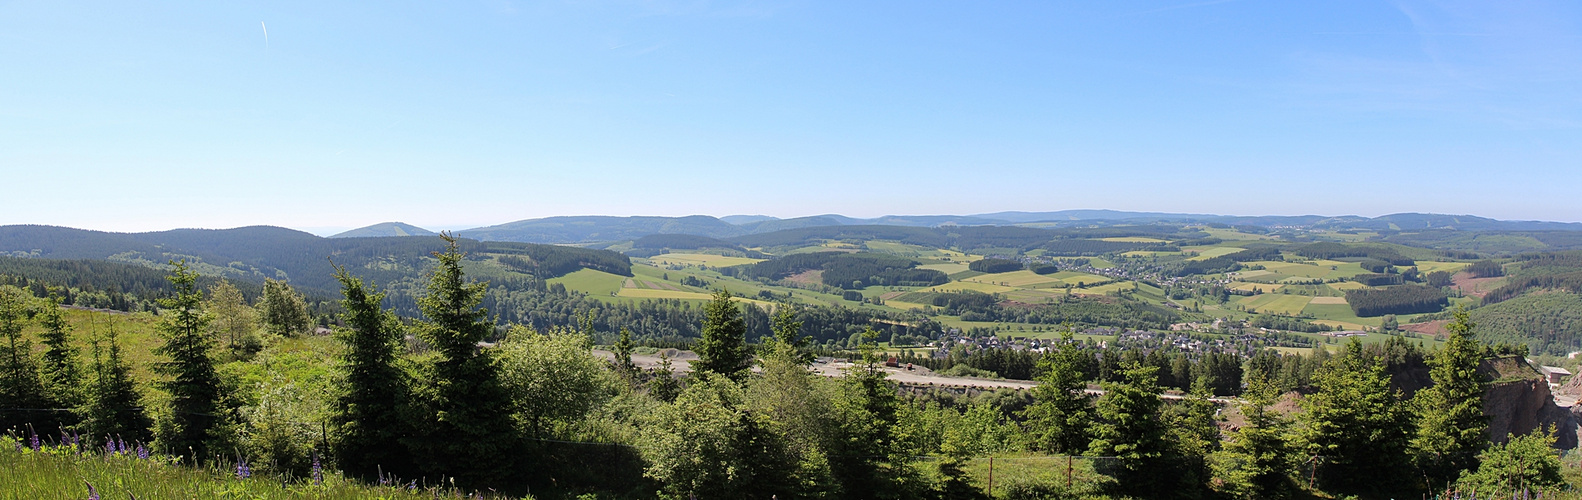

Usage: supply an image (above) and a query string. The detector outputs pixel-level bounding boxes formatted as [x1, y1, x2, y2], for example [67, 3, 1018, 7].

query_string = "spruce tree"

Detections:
[0, 285, 45, 434]
[152, 260, 223, 460]
[1412, 308, 1489, 486]
[1020, 330, 1091, 454]
[411, 234, 516, 488]
[613, 327, 636, 378]
[37, 294, 84, 435]
[828, 328, 915, 499]
[1087, 361, 1169, 497]
[1299, 339, 1414, 497]
[80, 323, 153, 444]
[695, 289, 750, 381]
[1214, 372, 1293, 499]
[330, 265, 414, 481]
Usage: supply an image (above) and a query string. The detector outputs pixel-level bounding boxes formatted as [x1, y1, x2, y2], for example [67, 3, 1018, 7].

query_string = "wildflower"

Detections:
[85, 481, 99, 500]
[28, 431, 40, 452]
[104, 437, 115, 456]
[311, 453, 323, 486]
[135, 442, 148, 460]
[235, 458, 251, 479]
[116, 438, 127, 455]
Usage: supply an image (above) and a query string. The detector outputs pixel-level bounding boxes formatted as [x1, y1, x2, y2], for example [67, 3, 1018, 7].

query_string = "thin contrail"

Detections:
[262, 22, 268, 48]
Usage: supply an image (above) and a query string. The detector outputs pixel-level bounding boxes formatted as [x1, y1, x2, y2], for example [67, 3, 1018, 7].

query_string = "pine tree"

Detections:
[0, 285, 45, 434]
[152, 260, 223, 460]
[80, 323, 153, 445]
[648, 354, 681, 403]
[764, 308, 813, 365]
[37, 294, 84, 434]
[411, 234, 516, 488]
[1412, 308, 1489, 486]
[1020, 330, 1091, 454]
[696, 289, 750, 381]
[329, 264, 413, 481]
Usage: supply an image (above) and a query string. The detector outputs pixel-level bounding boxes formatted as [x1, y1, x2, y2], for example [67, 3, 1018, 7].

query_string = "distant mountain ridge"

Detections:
[449, 211, 1582, 244]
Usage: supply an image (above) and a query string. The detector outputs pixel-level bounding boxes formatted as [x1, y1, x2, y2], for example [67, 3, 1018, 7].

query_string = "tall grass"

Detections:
[0, 436, 528, 499]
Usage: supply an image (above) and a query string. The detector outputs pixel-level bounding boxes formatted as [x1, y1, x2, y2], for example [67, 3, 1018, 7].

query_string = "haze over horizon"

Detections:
[3, 1, 1579, 232]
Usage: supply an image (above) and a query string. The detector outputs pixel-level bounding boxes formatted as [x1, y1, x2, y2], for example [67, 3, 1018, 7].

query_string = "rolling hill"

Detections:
[329, 222, 437, 238]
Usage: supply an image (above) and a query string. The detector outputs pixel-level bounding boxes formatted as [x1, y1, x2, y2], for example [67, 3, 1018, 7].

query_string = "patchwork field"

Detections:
[1183, 246, 1242, 261]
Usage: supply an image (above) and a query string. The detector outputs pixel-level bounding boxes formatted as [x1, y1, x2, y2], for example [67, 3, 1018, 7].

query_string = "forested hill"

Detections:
[329, 222, 437, 238]
[0, 225, 630, 298]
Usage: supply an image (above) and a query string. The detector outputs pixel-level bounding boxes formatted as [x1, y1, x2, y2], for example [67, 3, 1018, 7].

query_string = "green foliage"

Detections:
[1454, 427, 1565, 496]
[1212, 373, 1294, 499]
[207, 280, 261, 360]
[409, 235, 516, 488]
[1345, 284, 1449, 316]
[152, 261, 226, 460]
[731, 251, 946, 289]
[0, 285, 46, 434]
[328, 265, 412, 481]
[639, 373, 805, 499]
[1464, 292, 1582, 355]
[78, 324, 153, 444]
[1086, 362, 1169, 497]
[258, 279, 312, 338]
[35, 294, 83, 433]
[1021, 332, 1092, 455]
[1298, 339, 1415, 497]
[695, 289, 751, 381]
[1412, 308, 1489, 485]
[968, 258, 1023, 274]
[828, 328, 921, 500]
[497, 326, 620, 437]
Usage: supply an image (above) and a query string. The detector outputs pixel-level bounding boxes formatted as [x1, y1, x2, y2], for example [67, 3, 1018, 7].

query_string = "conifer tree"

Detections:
[411, 234, 516, 488]
[80, 323, 152, 444]
[37, 293, 83, 434]
[330, 265, 413, 481]
[1214, 372, 1293, 499]
[695, 289, 750, 381]
[153, 261, 223, 459]
[1087, 361, 1170, 497]
[648, 354, 681, 403]
[1020, 330, 1091, 454]
[0, 285, 45, 433]
[765, 308, 813, 365]
[612, 327, 636, 378]
[1412, 308, 1488, 486]
[828, 328, 916, 499]
[1299, 339, 1414, 497]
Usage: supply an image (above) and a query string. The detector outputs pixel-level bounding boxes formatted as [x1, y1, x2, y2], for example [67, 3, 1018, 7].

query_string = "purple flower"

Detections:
[135, 442, 148, 460]
[116, 438, 126, 455]
[311, 453, 323, 486]
[28, 431, 40, 452]
[104, 437, 115, 456]
[235, 459, 251, 479]
[406, 480, 417, 491]
[85, 481, 99, 500]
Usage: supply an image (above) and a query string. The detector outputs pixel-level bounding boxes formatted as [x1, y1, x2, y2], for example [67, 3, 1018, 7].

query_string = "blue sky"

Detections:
[2, 1, 1579, 233]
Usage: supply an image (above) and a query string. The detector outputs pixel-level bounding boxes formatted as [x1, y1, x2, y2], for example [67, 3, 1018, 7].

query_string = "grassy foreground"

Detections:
[0, 438, 527, 500]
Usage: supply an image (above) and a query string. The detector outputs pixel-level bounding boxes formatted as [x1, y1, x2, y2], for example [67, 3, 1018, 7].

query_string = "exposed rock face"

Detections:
[1479, 356, 1577, 449]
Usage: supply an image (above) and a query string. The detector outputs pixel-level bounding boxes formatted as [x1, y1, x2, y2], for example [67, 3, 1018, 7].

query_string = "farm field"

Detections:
[1237, 294, 1314, 315]
[548, 268, 627, 297]
[1413, 261, 1471, 274]
[1100, 237, 1167, 243]
[957, 270, 1063, 288]
[918, 262, 970, 275]
[1183, 246, 1242, 260]
[644, 253, 763, 267]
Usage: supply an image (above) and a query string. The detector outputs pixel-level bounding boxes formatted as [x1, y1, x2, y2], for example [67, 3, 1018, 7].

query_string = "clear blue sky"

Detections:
[3, 1, 1579, 233]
